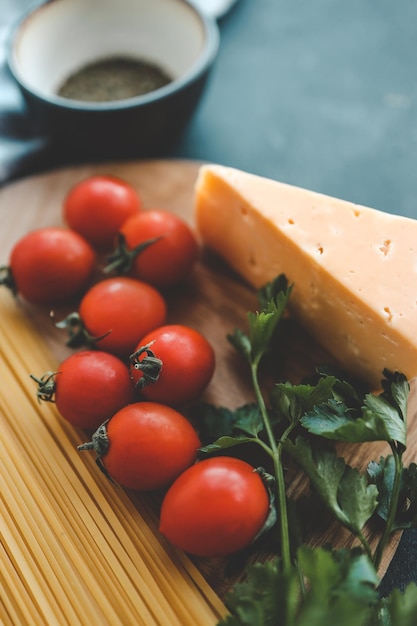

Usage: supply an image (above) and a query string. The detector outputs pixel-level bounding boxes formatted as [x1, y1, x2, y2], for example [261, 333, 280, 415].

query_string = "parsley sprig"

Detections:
[197, 275, 417, 625]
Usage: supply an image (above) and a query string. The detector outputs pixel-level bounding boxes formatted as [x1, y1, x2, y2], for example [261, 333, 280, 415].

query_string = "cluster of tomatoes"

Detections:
[3, 174, 270, 559]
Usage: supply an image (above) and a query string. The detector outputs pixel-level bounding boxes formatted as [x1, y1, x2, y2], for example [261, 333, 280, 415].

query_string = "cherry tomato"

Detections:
[0, 227, 95, 306]
[129, 324, 215, 406]
[78, 402, 201, 491]
[159, 457, 270, 557]
[60, 277, 167, 358]
[106, 209, 199, 288]
[63, 175, 142, 251]
[32, 350, 135, 431]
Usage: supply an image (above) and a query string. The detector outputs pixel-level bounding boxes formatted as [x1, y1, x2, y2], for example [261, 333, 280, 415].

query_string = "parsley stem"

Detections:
[251, 361, 292, 574]
[373, 445, 403, 570]
[357, 530, 373, 562]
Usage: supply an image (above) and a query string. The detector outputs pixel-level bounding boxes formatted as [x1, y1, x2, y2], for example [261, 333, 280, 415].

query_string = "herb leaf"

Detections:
[378, 583, 417, 626]
[368, 458, 417, 529]
[380, 369, 409, 424]
[195, 402, 264, 446]
[199, 434, 256, 455]
[300, 371, 408, 447]
[257, 274, 291, 310]
[219, 558, 300, 626]
[228, 276, 292, 366]
[270, 377, 337, 426]
[300, 397, 401, 444]
[298, 545, 379, 605]
[362, 392, 406, 447]
[284, 437, 378, 533]
[228, 327, 252, 362]
[367, 456, 397, 523]
[230, 403, 264, 436]
[193, 403, 237, 444]
[219, 547, 382, 626]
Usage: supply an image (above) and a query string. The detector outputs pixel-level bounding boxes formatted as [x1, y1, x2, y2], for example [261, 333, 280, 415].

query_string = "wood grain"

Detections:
[0, 159, 415, 602]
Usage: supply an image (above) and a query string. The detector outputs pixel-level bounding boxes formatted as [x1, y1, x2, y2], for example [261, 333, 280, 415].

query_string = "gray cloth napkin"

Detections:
[0, 0, 52, 184]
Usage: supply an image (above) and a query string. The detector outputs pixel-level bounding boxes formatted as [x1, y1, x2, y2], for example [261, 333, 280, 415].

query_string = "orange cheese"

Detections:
[194, 164, 417, 389]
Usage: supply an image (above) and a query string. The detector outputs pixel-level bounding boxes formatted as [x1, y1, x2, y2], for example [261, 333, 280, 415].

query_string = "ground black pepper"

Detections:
[57, 56, 172, 102]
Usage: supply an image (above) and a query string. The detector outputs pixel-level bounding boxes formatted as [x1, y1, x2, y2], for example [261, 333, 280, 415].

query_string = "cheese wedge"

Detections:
[194, 164, 417, 389]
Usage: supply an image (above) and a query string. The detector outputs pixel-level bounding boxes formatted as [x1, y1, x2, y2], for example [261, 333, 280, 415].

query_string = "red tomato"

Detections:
[129, 324, 215, 406]
[63, 175, 142, 251]
[32, 350, 135, 430]
[2, 227, 95, 306]
[78, 402, 201, 491]
[159, 457, 270, 557]
[73, 277, 167, 358]
[107, 209, 199, 288]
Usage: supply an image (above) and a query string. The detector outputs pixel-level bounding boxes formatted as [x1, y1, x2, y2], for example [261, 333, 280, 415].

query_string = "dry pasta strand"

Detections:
[0, 289, 227, 625]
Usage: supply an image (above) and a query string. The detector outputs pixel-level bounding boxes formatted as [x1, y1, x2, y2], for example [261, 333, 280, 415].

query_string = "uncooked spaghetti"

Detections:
[0, 288, 226, 625]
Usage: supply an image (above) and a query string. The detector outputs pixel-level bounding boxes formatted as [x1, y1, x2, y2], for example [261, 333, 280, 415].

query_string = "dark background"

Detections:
[2, 0, 417, 222]
[180, 0, 417, 221]
[1, 0, 417, 593]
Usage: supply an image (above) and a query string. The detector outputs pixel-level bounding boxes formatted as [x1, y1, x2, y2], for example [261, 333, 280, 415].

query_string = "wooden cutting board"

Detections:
[0, 159, 415, 602]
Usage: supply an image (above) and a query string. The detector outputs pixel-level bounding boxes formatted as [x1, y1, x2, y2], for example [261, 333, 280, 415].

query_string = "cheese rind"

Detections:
[194, 164, 417, 389]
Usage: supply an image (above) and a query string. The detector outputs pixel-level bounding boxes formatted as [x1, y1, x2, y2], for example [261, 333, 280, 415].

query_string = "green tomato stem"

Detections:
[103, 233, 161, 275]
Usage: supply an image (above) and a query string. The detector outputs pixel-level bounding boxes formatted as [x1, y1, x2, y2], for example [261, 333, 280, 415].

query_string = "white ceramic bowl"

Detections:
[7, 0, 219, 158]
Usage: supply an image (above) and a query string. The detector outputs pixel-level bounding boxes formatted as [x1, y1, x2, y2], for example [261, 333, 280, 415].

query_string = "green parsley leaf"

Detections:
[367, 456, 396, 522]
[219, 558, 300, 626]
[315, 365, 368, 406]
[284, 437, 378, 533]
[295, 598, 372, 626]
[195, 402, 264, 447]
[270, 376, 337, 426]
[199, 434, 255, 455]
[231, 403, 264, 437]
[247, 304, 282, 365]
[228, 327, 252, 362]
[248, 285, 293, 365]
[257, 274, 290, 310]
[192, 402, 235, 444]
[298, 545, 378, 605]
[300, 397, 402, 444]
[362, 392, 406, 447]
[219, 547, 381, 626]
[300, 374, 408, 446]
[380, 370, 409, 424]
[300, 370, 408, 447]
[378, 583, 417, 626]
[368, 458, 417, 529]
[228, 277, 292, 367]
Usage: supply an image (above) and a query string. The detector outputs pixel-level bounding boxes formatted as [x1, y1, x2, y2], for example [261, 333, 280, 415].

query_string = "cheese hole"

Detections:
[288, 218, 294, 225]
[317, 245, 324, 255]
[379, 240, 391, 256]
[353, 209, 362, 218]
[384, 306, 393, 323]
[248, 251, 257, 267]
[309, 281, 319, 298]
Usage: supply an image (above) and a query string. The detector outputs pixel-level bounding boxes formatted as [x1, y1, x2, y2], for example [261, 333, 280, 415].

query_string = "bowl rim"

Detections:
[6, 0, 220, 111]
